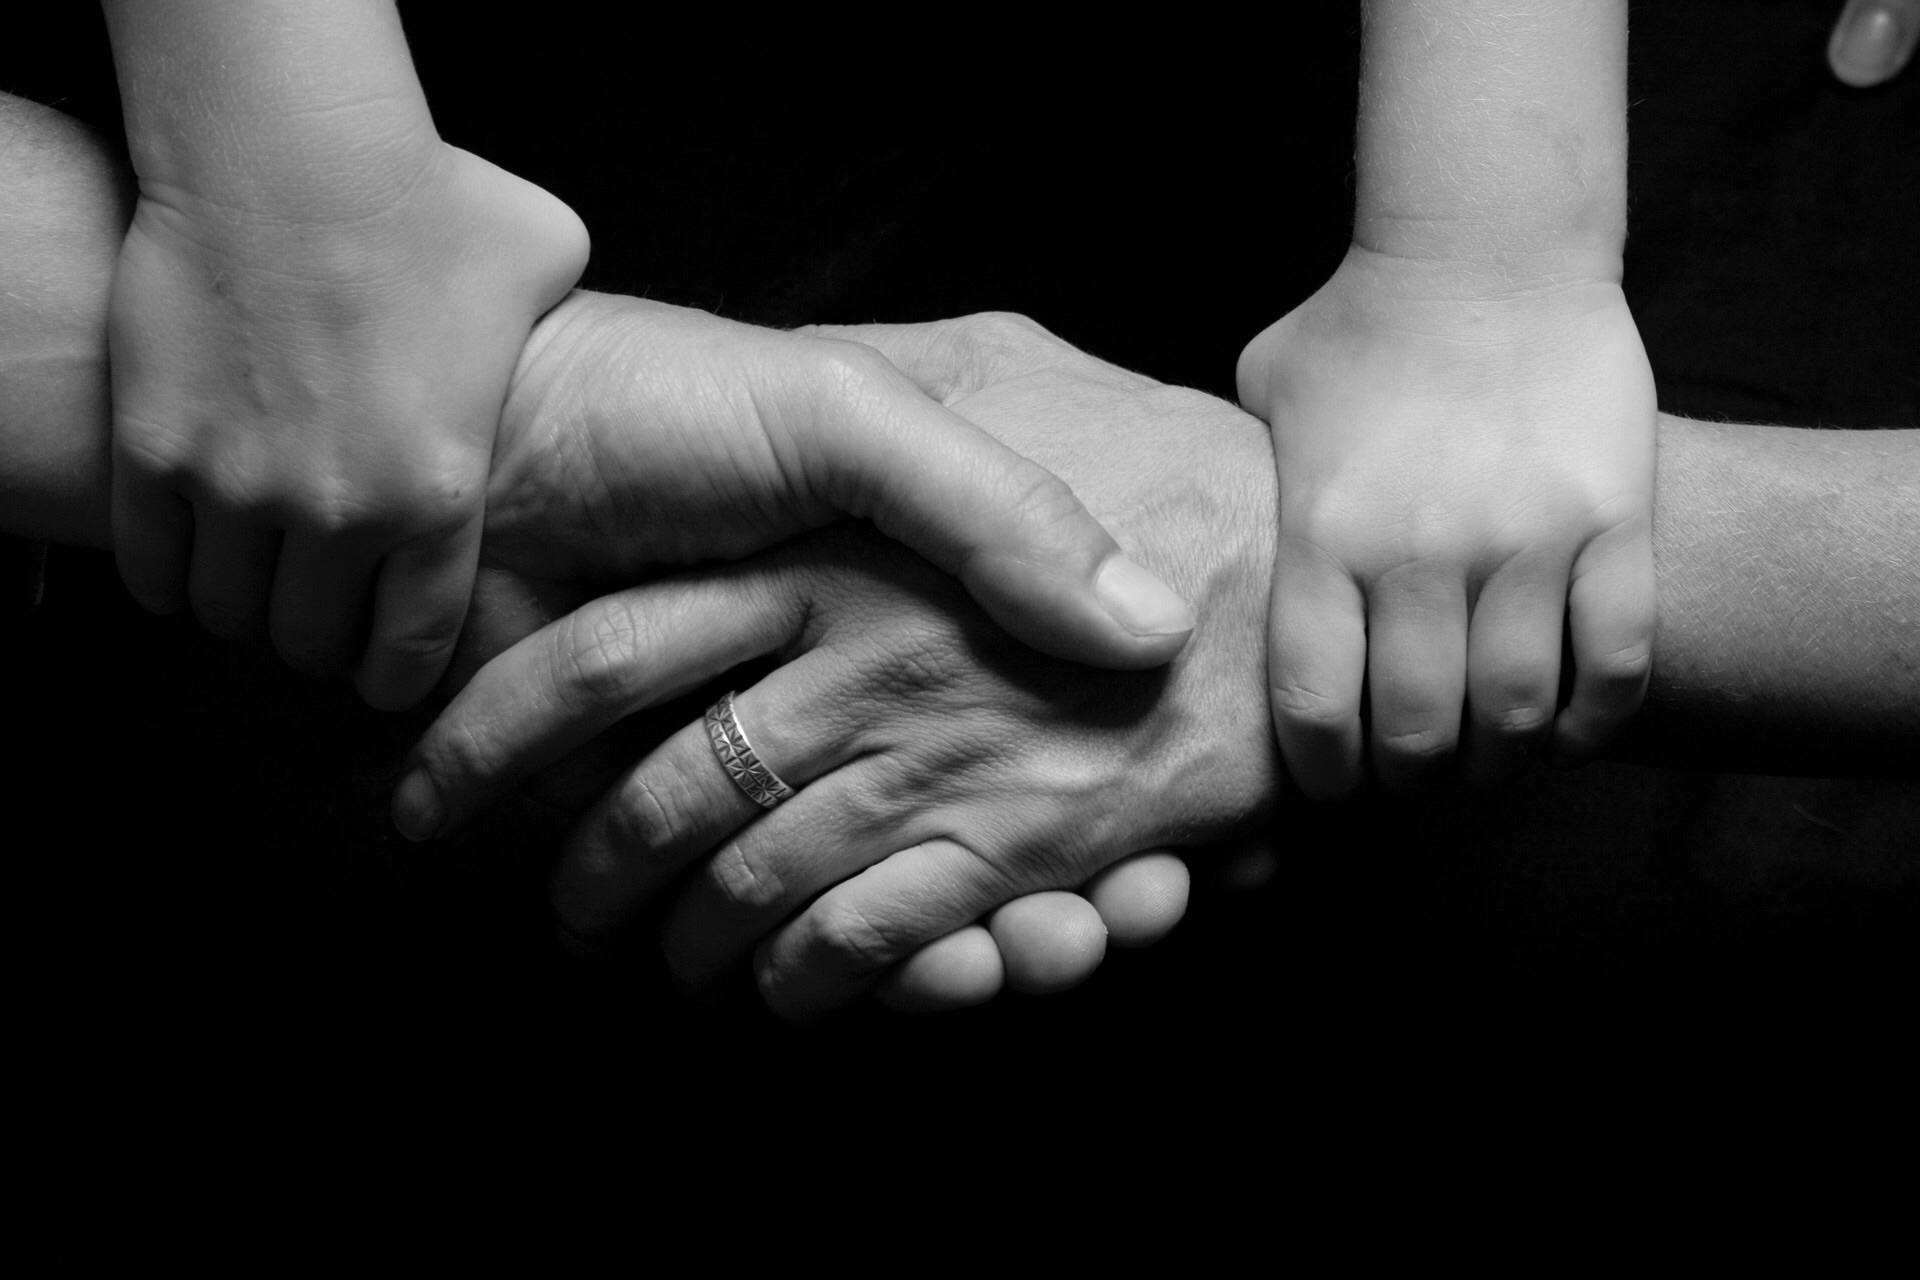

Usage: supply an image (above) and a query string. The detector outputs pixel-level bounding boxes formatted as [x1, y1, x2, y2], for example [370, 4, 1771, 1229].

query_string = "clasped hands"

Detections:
[403, 295, 1283, 1018]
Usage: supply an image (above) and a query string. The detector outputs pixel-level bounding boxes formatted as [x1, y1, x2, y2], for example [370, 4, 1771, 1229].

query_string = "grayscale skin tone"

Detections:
[0, 91, 1197, 1012]
[1238, 1, 1655, 799]
[7, 93, 1918, 1021]
[1830, 0, 1920, 86]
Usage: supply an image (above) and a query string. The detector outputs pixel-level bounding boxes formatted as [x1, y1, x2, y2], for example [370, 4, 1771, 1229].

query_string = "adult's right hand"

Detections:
[411, 312, 1285, 1019]
[475, 292, 1194, 675]
[1830, 0, 1919, 86]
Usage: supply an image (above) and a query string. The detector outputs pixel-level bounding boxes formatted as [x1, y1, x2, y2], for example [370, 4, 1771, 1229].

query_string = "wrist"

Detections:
[1335, 240, 1626, 307]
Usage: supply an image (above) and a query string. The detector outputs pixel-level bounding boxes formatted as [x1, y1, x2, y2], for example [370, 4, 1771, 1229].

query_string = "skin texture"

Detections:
[101, 1, 591, 709]
[417, 309, 1920, 1019]
[1239, 0, 1655, 797]
[6, 88, 1917, 1019]
[0, 92, 1192, 1011]
[426, 313, 1280, 1019]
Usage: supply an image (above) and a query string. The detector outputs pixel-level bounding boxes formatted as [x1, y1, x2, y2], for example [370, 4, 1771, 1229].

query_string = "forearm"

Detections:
[1631, 418, 1920, 773]
[2, 99, 1914, 769]
[1354, 0, 1628, 278]
[100, 0, 437, 201]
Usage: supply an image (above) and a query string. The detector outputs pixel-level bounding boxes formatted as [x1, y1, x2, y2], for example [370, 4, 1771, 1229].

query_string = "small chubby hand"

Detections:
[1238, 246, 1657, 797]
[107, 138, 590, 709]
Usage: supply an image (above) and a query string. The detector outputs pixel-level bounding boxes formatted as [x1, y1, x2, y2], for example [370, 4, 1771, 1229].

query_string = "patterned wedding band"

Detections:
[704, 691, 797, 809]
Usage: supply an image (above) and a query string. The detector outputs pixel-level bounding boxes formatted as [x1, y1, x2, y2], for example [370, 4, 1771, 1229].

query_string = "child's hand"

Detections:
[1237, 247, 1656, 796]
[107, 139, 589, 709]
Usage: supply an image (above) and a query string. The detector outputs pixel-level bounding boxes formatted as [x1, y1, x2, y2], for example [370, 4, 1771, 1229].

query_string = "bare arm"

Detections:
[3, 91, 1915, 773]
[1354, 0, 1628, 277]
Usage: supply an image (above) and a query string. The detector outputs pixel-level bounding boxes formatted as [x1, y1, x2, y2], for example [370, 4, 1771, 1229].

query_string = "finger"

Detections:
[1084, 850, 1191, 948]
[269, 532, 376, 678]
[395, 565, 802, 841]
[355, 520, 484, 711]
[802, 345, 1193, 671]
[1462, 555, 1565, 786]
[185, 512, 280, 640]
[988, 892, 1109, 995]
[1268, 534, 1367, 799]
[754, 837, 1021, 1021]
[554, 652, 871, 941]
[1554, 526, 1655, 761]
[1830, 0, 1920, 86]
[871, 849, 1186, 1014]
[111, 469, 191, 615]
[1367, 566, 1468, 790]
[652, 752, 937, 985]
[872, 927, 1005, 1013]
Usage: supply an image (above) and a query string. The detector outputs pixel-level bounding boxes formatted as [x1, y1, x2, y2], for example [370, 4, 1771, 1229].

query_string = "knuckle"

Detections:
[1271, 680, 1351, 732]
[998, 464, 1086, 532]
[1483, 702, 1555, 736]
[423, 715, 507, 793]
[1376, 725, 1458, 765]
[550, 604, 646, 705]
[809, 339, 893, 405]
[966, 310, 1047, 347]
[704, 841, 786, 916]
[376, 618, 462, 668]
[1587, 639, 1654, 690]
[800, 898, 903, 977]
[114, 413, 199, 484]
[598, 772, 692, 865]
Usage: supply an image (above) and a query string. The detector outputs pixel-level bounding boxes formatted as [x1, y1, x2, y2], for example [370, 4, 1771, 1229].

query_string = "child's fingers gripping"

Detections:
[355, 519, 485, 712]
[1268, 535, 1368, 800]
[1366, 566, 1469, 790]
[185, 512, 280, 640]
[1554, 525, 1656, 760]
[1463, 555, 1566, 786]
[269, 532, 376, 677]
[111, 469, 191, 616]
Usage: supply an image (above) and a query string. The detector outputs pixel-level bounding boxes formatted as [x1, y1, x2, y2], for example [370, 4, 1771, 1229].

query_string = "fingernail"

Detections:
[392, 769, 444, 841]
[1833, 4, 1909, 85]
[1093, 555, 1196, 638]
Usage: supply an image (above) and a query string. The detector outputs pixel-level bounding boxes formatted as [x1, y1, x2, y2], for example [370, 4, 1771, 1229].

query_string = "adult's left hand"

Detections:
[411, 313, 1284, 1019]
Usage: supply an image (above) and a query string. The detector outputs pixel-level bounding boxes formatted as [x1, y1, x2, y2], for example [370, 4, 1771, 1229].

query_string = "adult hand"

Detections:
[1830, 0, 1919, 86]
[474, 292, 1193, 672]
[412, 313, 1283, 1019]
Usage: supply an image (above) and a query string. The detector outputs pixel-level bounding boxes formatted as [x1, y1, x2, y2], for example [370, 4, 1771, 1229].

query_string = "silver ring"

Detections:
[704, 691, 796, 809]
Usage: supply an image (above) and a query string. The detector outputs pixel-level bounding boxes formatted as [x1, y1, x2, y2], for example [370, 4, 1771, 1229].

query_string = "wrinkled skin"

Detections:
[427, 310, 1284, 1018]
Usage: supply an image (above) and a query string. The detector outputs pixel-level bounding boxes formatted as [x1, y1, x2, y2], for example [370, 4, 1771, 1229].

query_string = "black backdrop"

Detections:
[9, 2, 1918, 1192]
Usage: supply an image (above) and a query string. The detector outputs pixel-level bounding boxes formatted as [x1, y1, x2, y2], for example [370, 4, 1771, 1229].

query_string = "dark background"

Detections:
[8, 1, 1917, 1178]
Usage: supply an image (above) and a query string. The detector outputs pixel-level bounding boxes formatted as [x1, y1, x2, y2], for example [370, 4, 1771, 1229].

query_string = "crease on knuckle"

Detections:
[1272, 680, 1350, 731]
[1589, 638, 1653, 689]
[1377, 725, 1456, 764]
[1484, 702, 1554, 735]
[706, 840, 785, 915]
[805, 897, 907, 978]
[600, 772, 683, 865]
[551, 603, 645, 705]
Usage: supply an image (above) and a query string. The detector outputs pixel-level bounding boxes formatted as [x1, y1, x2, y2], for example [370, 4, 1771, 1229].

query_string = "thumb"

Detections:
[1830, 0, 1920, 86]
[803, 343, 1194, 671]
